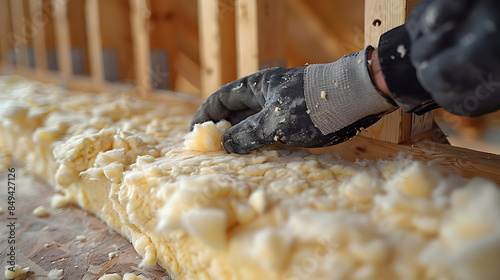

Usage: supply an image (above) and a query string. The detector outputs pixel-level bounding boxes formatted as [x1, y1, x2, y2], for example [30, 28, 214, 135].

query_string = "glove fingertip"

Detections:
[222, 128, 254, 154]
[222, 121, 274, 154]
[222, 133, 239, 154]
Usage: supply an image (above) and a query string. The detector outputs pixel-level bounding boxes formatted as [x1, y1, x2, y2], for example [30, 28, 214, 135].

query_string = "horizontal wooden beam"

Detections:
[307, 136, 500, 185]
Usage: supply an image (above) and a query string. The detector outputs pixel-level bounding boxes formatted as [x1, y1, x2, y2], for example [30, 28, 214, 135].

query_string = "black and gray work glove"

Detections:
[190, 47, 397, 154]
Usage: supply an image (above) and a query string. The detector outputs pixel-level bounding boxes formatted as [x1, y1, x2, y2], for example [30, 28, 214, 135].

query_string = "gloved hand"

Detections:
[191, 47, 397, 154]
[405, 0, 500, 116]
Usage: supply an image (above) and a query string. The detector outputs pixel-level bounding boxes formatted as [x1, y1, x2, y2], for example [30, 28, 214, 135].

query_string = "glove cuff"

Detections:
[304, 47, 396, 136]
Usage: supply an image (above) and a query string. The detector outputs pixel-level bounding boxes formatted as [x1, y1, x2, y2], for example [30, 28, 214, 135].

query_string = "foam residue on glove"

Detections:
[184, 120, 232, 152]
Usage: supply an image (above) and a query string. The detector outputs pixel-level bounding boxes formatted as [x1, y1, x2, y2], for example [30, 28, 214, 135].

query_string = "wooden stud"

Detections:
[21, 0, 36, 68]
[0, 0, 11, 70]
[218, 0, 237, 87]
[235, 0, 258, 77]
[42, 0, 57, 72]
[362, 0, 433, 143]
[52, 0, 72, 86]
[198, 0, 221, 97]
[130, 0, 151, 97]
[85, 0, 104, 89]
[29, 0, 48, 77]
[10, 0, 29, 67]
[198, 0, 236, 98]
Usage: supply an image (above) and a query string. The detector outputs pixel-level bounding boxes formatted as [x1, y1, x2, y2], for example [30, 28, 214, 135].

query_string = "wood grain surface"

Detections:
[0, 163, 171, 280]
[307, 136, 500, 185]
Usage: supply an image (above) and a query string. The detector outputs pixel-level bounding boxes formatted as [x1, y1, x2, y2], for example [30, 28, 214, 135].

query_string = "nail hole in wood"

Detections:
[373, 19, 382, 27]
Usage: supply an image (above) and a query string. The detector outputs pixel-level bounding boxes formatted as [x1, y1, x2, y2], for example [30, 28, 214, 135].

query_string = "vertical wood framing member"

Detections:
[198, 0, 222, 98]
[42, 0, 58, 72]
[235, 0, 286, 78]
[10, 0, 29, 67]
[52, 0, 72, 86]
[235, 0, 258, 77]
[86, 0, 104, 90]
[29, 0, 48, 77]
[361, 0, 426, 143]
[218, 0, 237, 89]
[0, 0, 11, 70]
[130, 0, 151, 97]
[198, 0, 237, 98]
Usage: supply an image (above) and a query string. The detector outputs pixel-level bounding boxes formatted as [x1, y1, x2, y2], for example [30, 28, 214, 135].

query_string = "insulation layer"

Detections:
[1, 76, 500, 280]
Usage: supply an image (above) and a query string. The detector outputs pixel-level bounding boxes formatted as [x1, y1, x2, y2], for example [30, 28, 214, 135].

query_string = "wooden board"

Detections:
[0, 0, 11, 69]
[235, 0, 259, 77]
[10, 0, 29, 67]
[198, 0, 223, 97]
[29, 0, 48, 77]
[130, 0, 151, 97]
[42, 0, 57, 71]
[52, 0, 72, 85]
[198, 0, 237, 98]
[307, 135, 500, 185]
[85, 0, 104, 90]
[0, 164, 171, 279]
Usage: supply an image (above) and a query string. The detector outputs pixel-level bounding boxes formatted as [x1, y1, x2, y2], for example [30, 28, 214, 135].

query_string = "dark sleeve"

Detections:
[378, 0, 500, 117]
[377, 25, 439, 115]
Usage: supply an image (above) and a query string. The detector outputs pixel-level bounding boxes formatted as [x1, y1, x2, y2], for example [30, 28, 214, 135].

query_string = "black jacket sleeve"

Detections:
[377, 26, 439, 115]
[377, 0, 500, 117]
